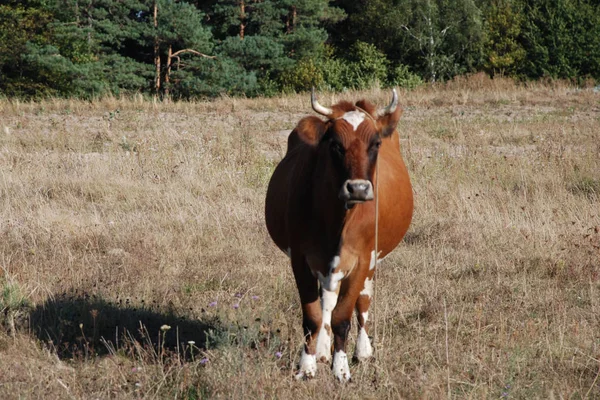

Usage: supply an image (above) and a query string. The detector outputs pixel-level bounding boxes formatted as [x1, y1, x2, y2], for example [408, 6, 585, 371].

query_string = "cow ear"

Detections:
[294, 116, 327, 146]
[377, 106, 403, 138]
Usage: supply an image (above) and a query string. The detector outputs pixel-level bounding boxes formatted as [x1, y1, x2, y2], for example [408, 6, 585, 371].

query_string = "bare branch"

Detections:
[170, 49, 216, 59]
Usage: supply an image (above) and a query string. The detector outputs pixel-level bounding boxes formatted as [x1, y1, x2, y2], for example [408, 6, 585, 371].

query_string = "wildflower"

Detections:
[275, 351, 282, 359]
[208, 301, 217, 307]
[235, 293, 242, 298]
[200, 357, 209, 365]
[160, 324, 171, 331]
[251, 295, 259, 300]
[188, 341, 195, 346]
[233, 303, 239, 309]
[131, 367, 138, 373]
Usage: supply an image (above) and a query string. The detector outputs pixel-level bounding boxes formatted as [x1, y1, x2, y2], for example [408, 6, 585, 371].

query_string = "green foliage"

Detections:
[169, 56, 259, 99]
[519, 0, 600, 80]
[156, 0, 212, 51]
[0, 2, 53, 97]
[388, 64, 424, 89]
[348, 41, 390, 88]
[219, 35, 290, 72]
[278, 58, 324, 93]
[1, 0, 600, 99]
[317, 41, 391, 91]
[1, 281, 30, 312]
[483, 0, 525, 76]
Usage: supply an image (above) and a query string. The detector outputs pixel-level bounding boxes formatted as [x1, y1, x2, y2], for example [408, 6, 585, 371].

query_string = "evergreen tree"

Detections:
[482, 0, 525, 77]
[150, 0, 214, 96]
[0, 0, 54, 97]
[519, 0, 600, 80]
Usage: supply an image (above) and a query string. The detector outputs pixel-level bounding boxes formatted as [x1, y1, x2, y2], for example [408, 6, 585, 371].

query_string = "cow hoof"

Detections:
[353, 328, 373, 362]
[295, 350, 317, 380]
[352, 354, 375, 364]
[295, 369, 316, 380]
[332, 350, 351, 382]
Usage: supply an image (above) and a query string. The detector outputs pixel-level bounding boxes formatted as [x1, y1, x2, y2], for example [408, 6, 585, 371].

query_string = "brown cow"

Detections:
[265, 89, 413, 381]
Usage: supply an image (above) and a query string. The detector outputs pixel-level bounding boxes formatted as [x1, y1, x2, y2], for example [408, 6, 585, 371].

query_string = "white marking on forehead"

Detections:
[360, 277, 373, 297]
[341, 111, 366, 131]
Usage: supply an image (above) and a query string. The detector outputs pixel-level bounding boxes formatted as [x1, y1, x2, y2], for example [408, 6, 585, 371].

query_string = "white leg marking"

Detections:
[360, 277, 373, 298]
[317, 256, 345, 292]
[316, 289, 337, 362]
[341, 111, 366, 131]
[354, 327, 373, 361]
[361, 311, 369, 324]
[369, 250, 383, 270]
[286, 247, 291, 258]
[295, 348, 317, 380]
[332, 350, 351, 382]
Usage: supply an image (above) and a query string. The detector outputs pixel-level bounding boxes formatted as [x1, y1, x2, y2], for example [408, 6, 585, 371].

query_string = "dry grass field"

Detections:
[1, 75, 599, 399]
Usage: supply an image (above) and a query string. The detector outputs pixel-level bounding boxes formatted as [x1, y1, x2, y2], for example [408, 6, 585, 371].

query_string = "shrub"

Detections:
[388, 64, 424, 89]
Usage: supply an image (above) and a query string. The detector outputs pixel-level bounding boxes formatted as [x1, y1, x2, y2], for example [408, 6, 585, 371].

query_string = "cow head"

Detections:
[296, 89, 402, 209]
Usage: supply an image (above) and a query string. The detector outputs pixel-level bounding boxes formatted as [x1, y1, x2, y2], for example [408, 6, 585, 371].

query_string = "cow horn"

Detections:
[376, 88, 399, 117]
[311, 88, 333, 117]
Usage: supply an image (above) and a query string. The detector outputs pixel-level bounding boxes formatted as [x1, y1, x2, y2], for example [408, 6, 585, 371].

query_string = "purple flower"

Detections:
[208, 301, 217, 307]
[200, 357, 209, 365]
[251, 295, 259, 300]
[233, 303, 239, 309]
[235, 293, 243, 298]
[275, 351, 282, 359]
[502, 392, 508, 398]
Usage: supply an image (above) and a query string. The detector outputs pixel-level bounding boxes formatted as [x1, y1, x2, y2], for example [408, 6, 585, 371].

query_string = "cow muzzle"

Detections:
[339, 179, 374, 208]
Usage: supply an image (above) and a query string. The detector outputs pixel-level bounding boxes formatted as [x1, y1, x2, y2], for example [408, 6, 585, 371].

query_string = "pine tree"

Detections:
[519, 0, 600, 80]
[150, 0, 213, 97]
[0, 1, 54, 97]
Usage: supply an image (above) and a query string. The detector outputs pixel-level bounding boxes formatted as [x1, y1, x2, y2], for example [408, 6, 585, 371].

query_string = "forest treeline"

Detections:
[1, 0, 599, 100]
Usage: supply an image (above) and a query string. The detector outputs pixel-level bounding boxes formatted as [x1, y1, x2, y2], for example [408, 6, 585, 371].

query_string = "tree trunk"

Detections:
[291, 6, 297, 33]
[240, 0, 245, 39]
[165, 45, 172, 98]
[154, 0, 161, 95]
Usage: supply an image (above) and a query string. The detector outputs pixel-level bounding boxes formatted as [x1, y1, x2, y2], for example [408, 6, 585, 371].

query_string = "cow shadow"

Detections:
[28, 291, 220, 360]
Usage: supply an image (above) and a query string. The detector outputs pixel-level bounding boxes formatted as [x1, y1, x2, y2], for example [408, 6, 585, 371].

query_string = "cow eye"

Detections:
[370, 139, 382, 151]
[330, 140, 345, 157]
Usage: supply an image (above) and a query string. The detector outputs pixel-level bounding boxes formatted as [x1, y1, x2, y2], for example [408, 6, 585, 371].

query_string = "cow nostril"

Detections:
[346, 182, 354, 194]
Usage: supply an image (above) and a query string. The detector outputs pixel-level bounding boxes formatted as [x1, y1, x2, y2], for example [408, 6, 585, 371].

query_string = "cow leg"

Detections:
[354, 268, 375, 361]
[330, 269, 366, 382]
[315, 285, 338, 363]
[315, 256, 343, 363]
[291, 253, 321, 379]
